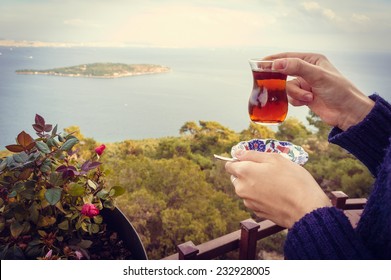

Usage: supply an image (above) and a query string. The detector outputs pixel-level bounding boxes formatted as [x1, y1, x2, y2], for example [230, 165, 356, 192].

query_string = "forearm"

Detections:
[328, 94, 391, 176]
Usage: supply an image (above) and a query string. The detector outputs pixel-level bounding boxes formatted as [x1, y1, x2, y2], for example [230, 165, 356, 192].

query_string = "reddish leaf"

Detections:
[44, 124, 53, 132]
[26, 142, 36, 151]
[5, 144, 24, 153]
[18, 168, 33, 180]
[56, 165, 68, 172]
[88, 162, 101, 170]
[17, 131, 34, 148]
[35, 114, 45, 127]
[81, 161, 101, 172]
[32, 124, 44, 132]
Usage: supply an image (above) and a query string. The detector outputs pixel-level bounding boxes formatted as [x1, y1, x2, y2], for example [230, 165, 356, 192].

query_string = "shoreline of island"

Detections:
[15, 63, 171, 79]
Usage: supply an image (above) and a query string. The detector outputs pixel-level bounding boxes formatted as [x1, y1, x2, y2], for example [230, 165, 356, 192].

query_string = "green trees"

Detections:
[102, 154, 248, 259]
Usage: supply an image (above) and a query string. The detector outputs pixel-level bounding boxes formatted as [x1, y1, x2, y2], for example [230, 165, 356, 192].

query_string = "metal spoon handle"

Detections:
[213, 154, 239, 162]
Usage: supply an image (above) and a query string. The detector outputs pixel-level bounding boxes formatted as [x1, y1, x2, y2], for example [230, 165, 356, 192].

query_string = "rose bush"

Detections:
[0, 114, 125, 259]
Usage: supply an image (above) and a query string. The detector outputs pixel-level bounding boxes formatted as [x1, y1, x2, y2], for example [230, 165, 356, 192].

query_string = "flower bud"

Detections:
[94, 144, 106, 156]
[81, 203, 100, 218]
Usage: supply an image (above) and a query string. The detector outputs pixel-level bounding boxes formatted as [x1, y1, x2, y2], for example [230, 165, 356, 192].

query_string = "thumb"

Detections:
[272, 58, 323, 85]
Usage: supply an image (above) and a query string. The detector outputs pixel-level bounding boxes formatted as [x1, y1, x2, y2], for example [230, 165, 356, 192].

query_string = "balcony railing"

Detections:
[162, 191, 367, 260]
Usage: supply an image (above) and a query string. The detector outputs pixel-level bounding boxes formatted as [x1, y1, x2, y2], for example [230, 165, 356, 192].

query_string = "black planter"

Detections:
[101, 207, 147, 260]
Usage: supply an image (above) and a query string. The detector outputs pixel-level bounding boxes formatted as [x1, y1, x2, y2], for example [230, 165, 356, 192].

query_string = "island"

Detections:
[15, 63, 171, 78]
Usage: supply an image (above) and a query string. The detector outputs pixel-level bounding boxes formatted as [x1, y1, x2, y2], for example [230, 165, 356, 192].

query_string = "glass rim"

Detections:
[248, 59, 278, 72]
[248, 59, 274, 62]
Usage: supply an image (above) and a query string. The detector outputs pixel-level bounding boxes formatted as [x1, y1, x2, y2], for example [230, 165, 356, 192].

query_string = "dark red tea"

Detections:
[248, 70, 288, 124]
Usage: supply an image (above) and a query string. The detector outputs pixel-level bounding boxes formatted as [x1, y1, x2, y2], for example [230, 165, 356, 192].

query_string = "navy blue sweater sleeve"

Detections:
[284, 207, 372, 259]
[328, 94, 391, 176]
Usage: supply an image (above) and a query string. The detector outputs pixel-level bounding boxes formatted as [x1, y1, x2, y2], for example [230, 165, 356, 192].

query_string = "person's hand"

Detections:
[263, 52, 374, 131]
[225, 150, 331, 229]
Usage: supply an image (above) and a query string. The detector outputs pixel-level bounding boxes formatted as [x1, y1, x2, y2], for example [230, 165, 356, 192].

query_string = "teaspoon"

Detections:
[213, 154, 239, 162]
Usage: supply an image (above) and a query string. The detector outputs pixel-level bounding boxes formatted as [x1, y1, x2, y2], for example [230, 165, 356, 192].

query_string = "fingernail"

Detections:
[302, 93, 313, 102]
[272, 59, 287, 71]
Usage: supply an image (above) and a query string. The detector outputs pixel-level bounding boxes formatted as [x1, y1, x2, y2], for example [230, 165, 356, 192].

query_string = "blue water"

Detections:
[1, 47, 390, 149]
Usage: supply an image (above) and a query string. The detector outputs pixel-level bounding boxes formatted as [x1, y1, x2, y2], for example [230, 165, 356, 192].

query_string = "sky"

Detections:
[0, 0, 390, 51]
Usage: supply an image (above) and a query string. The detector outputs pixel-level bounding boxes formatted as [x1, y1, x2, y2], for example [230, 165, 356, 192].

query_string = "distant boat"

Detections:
[28, 56, 33, 59]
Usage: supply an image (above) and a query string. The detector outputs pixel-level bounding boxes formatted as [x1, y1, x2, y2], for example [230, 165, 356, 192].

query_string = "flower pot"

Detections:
[101, 207, 147, 260]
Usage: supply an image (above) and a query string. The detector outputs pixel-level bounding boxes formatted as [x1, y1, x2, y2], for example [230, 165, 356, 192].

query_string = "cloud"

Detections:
[301, 1, 339, 22]
[301, 1, 321, 11]
[109, 4, 278, 47]
[351, 13, 370, 24]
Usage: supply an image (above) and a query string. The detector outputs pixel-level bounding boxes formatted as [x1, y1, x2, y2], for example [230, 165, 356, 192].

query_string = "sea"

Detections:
[0, 46, 390, 150]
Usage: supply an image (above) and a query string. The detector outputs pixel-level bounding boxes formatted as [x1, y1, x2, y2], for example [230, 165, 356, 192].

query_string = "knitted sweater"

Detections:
[284, 94, 391, 259]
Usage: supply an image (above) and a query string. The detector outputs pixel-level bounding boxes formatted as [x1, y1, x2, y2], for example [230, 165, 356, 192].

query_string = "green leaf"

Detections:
[40, 160, 52, 173]
[10, 221, 24, 238]
[109, 186, 126, 197]
[58, 134, 65, 142]
[81, 222, 88, 232]
[44, 188, 62, 205]
[58, 220, 69, 230]
[13, 152, 29, 163]
[36, 141, 51, 154]
[8, 190, 17, 198]
[78, 239, 93, 249]
[103, 199, 114, 210]
[60, 138, 79, 151]
[68, 184, 85, 197]
[29, 203, 40, 224]
[37, 216, 56, 227]
[12, 182, 25, 192]
[96, 190, 109, 200]
[87, 179, 97, 190]
[83, 194, 93, 204]
[93, 215, 103, 224]
[49, 172, 64, 186]
[0, 159, 6, 172]
[89, 223, 100, 234]
[51, 124, 58, 137]
[47, 137, 60, 149]
[20, 188, 35, 200]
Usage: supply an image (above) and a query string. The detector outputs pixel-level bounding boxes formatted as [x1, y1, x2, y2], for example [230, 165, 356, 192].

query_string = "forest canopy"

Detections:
[0, 114, 374, 259]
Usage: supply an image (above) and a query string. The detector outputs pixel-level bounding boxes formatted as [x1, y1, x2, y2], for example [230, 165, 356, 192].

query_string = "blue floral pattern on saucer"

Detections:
[231, 138, 309, 165]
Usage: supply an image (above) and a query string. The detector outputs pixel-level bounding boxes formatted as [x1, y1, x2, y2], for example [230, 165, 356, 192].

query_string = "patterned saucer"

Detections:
[231, 138, 309, 165]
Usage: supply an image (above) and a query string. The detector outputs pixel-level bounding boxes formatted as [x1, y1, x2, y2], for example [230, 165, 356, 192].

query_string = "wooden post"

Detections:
[239, 219, 260, 260]
[177, 241, 199, 260]
[331, 191, 349, 209]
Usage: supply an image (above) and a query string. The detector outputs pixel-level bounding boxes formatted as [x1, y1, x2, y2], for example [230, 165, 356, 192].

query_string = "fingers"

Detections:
[263, 52, 328, 85]
[272, 58, 324, 85]
[235, 150, 278, 163]
[263, 52, 326, 65]
[225, 150, 287, 181]
[286, 78, 313, 106]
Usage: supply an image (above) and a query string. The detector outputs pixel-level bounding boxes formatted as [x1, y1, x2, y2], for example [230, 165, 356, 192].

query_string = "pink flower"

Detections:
[81, 203, 99, 218]
[94, 144, 106, 156]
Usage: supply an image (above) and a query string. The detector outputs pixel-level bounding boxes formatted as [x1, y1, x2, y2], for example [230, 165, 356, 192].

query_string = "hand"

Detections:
[225, 150, 331, 229]
[264, 52, 374, 131]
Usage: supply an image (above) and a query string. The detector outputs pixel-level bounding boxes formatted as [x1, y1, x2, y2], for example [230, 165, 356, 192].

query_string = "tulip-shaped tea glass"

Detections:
[248, 59, 288, 124]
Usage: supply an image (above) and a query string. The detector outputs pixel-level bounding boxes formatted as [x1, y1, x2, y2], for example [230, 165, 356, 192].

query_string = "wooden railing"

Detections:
[162, 191, 367, 260]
